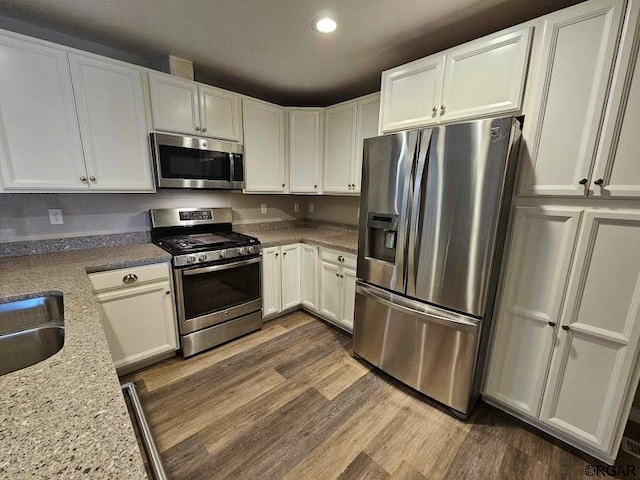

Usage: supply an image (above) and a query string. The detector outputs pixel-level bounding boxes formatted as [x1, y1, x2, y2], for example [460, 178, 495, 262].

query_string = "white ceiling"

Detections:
[0, 0, 583, 105]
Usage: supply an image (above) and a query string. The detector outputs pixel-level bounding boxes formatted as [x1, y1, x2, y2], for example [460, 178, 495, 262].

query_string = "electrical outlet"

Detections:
[293, 202, 300, 213]
[260, 204, 267, 215]
[308, 202, 314, 213]
[48, 209, 64, 225]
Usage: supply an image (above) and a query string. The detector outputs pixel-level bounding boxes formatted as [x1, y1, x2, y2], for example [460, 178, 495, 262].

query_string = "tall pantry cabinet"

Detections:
[484, 0, 640, 465]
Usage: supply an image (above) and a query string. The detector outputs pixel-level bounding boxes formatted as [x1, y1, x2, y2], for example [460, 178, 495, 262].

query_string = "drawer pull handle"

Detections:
[561, 325, 570, 331]
[123, 273, 139, 284]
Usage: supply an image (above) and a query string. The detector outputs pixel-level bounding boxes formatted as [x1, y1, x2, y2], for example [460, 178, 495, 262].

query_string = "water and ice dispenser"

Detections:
[366, 213, 398, 263]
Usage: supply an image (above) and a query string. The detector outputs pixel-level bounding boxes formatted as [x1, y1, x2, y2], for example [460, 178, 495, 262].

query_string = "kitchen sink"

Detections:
[0, 293, 65, 376]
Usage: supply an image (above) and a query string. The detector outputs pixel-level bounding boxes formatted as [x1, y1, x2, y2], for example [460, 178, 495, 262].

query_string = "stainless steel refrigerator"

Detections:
[354, 116, 521, 417]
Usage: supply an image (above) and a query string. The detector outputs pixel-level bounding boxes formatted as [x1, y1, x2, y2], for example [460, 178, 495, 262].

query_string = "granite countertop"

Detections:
[0, 243, 171, 479]
[240, 223, 359, 253]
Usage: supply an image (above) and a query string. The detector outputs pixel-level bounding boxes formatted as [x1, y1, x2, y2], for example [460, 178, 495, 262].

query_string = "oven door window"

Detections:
[158, 145, 231, 180]
[182, 261, 260, 320]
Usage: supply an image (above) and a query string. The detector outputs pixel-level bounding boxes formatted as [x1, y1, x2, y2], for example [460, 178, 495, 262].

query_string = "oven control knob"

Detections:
[198, 254, 207, 262]
[186, 255, 196, 264]
[238, 247, 247, 255]
[219, 250, 226, 258]
[247, 246, 255, 254]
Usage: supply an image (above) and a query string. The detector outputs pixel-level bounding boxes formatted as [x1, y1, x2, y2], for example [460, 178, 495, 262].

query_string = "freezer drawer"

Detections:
[353, 282, 481, 415]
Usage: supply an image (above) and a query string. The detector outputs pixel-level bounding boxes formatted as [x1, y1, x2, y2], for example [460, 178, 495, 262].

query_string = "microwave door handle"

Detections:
[182, 256, 261, 276]
[229, 152, 234, 183]
[406, 130, 431, 297]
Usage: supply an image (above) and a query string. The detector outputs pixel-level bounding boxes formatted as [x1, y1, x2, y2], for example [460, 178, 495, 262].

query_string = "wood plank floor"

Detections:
[124, 312, 620, 480]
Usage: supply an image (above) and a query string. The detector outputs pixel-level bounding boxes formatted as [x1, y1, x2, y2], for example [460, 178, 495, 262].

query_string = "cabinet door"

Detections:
[484, 207, 581, 417]
[262, 247, 282, 317]
[353, 94, 380, 193]
[340, 267, 357, 332]
[591, 0, 640, 198]
[69, 54, 154, 192]
[440, 26, 532, 123]
[288, 109, 323, 193]
[519, 0, 625, 196]
[198, 84, 243, 142]
[379, 53, 445, 132]
[540, 211, 640, 455]
[242, 98, 286, 192]
[281, 244, 301, 310]
[300, 244, 319, 311]
[324, 101, 357, 193]
[0, 35, 87, 190]
[148, 72, 199, 135]
[96, 280, 177, 370]
[320, 261, 341, 322]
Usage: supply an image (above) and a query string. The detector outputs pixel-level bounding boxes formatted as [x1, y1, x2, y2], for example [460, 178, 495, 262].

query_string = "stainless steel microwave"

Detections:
[151, 132, 244, 189]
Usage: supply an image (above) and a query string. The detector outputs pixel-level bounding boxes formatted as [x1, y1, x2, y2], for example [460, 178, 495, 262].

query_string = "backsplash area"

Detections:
[0, 192, 359, 243]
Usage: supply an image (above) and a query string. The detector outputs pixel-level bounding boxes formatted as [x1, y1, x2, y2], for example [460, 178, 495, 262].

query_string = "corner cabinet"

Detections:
[89, 263, 178, 374]
[148, 72, 242, 142]
[380, 25, 531, 133]
[518, 0, 625, 197]
[0, 34, 86, 190]
[288, 108, 324, 194]
[242, 98, 287, 193]
[69, 54, 154, 191]
[485, 207, 640, 463]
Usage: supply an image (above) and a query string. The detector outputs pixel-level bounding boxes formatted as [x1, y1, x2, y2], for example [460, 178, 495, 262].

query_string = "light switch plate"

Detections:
[260, 204, 267, 215]
[308, 202, 314, 213]
[48, 209, 64, 225]
[293, 202, 300, 213]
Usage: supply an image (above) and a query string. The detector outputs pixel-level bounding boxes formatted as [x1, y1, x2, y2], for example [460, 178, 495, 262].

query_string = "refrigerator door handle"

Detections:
[356, 282, 479, 332]
[406, 130, 432, 297]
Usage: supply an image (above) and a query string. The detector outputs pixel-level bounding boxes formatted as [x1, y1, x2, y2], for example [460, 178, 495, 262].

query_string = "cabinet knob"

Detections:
[80, 176, 87, 182]
[440, 105, 446, 115]
[578, 178, 588, 185]
[202, 127, 207, 132]
[432, 106, 437, 115]
[340, 274, 344, 278]
[336, 273, 339, 277]
[548, 321, 556, 327]
[195, 126, 201, 131]
[89, 176, 96, 182]
[165, 290, 171, 295]
[594, 178, 604, 186]
[275, 253, 279, 257]
[122, 273, 138, 284]
[337, 255, 344, 262]
[283, 252, 287, 256]
[282, 184, 285, 188]
[314, 184, 317, 188]
[561, 325, 570, 331]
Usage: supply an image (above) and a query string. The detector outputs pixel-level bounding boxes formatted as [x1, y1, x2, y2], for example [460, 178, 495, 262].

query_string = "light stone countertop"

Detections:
[0, 243, 171, 479]
[240, 223, 359, 253]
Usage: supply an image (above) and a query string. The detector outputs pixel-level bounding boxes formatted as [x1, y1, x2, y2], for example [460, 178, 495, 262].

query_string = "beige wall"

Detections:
[306, 195, 360, 225]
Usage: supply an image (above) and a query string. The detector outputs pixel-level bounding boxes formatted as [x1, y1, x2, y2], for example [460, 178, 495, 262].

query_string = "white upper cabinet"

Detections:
[69, 54, 154, 191]
[148, 72, 200, 135]
[198, 84, 243, 142]
[519, 0, 625, 197]
[288, 108, 323, 193]
[148, 72, 243, 142]
[484, 207, 581, 417]
[380, 25, 531, 133]
[353, 93, 381, 192]
[591, 0, 640, 198]
[324, 100, 357, 194]
[0, 35, 87, 190]
[242, 98, 286, 192]
[540, 210, 640, 455]
[380, 54, 445, 132]
[441, 26, 532, 122]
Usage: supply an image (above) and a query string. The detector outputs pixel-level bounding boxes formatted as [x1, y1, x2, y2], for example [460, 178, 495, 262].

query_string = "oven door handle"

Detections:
[182, 256, 261, 276]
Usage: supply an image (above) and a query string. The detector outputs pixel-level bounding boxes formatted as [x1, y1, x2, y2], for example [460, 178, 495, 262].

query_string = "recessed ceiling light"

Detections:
[314, 17, 337, 33]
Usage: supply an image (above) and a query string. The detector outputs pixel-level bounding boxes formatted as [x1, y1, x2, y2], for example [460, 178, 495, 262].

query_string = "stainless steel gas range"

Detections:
[150, 207, 262, 357]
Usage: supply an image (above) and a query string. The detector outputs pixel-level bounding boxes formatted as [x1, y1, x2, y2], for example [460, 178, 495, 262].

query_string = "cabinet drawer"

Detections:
[89, 262, 170, 292]
[321, 247, 356, 269]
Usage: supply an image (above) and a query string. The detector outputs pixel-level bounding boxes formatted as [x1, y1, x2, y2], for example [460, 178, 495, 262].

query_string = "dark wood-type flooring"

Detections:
[124, 312, 637, 479]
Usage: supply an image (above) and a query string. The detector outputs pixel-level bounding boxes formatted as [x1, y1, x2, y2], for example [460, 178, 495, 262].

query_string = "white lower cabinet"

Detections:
[300, 244, 319, 311]
[261, 245, 300, 318]
[485, 207, 640, 462]
[320, 249, 357, 332]
[89, 263, 178, 373]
